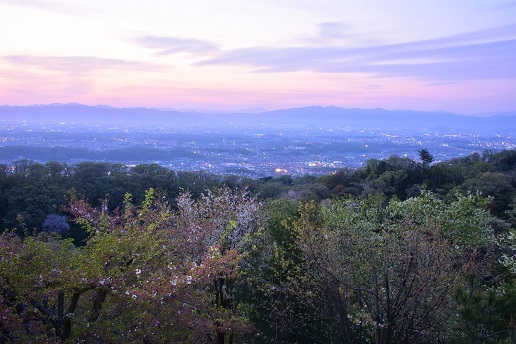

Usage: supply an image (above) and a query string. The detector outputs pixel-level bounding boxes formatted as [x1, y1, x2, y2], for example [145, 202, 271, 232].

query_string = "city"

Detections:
[1, 118, 513, 177]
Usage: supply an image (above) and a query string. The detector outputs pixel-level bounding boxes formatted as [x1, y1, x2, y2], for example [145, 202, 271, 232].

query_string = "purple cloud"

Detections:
[195, 24, 516, 81]
[135, 35, 219, 55]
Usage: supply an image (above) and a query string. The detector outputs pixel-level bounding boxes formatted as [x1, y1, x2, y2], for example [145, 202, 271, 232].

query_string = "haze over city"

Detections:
[1, 0, 515, 115]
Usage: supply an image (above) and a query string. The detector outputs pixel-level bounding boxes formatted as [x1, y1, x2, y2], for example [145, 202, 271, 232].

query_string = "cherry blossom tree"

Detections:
[0, 187, 263, 343]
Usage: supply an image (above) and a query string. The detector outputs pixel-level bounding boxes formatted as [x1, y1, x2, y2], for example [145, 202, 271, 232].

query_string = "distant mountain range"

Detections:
[1, 103, 514, 131]
[0, 103, 195, 125]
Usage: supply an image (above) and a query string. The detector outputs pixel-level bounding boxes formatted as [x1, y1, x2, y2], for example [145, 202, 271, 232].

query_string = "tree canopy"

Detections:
[0, 149, 515, 343]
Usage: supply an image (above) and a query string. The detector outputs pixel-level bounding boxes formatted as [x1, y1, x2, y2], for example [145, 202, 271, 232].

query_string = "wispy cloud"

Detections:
[2, 55, 163, 73]
[134, 35, 219, 56]
[195, 24, 516, 81]
[298, 21, 359, 46]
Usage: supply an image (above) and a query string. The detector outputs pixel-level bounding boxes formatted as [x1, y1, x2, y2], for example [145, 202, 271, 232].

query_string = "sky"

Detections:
[0, 0, 515, 115]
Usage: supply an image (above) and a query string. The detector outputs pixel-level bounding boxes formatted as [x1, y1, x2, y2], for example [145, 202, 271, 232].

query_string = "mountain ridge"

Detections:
[1, 103, 514, 130]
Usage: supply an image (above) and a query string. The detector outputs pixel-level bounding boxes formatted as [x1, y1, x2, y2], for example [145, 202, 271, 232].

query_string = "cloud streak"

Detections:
[134, 35, 219, 55]
[2, 55, 163, 73]
[195, 24, 516, 81]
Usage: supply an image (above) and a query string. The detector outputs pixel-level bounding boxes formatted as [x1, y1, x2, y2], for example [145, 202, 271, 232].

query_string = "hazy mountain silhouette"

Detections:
[243, 106, 513, 130]
[0, 103, 514, 130]
[0, 103, 195, 125]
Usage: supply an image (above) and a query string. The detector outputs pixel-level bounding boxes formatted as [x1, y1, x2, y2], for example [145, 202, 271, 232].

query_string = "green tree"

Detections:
[273, 192, 501, 343]
[418, 148, 434, 168]
[454, 172, 516, 217]
[247, 199, 339, 343]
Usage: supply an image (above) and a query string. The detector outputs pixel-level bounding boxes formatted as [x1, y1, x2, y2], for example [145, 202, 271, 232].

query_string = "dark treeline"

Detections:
[1, 149, 515, 237]
[0, 150, 515, 343]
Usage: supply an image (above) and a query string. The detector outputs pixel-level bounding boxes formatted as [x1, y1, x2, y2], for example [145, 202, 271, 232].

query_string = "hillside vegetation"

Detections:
[0, 150, 515, 343]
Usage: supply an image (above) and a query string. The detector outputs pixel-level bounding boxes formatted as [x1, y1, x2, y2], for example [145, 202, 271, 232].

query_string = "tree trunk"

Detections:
[57, 291, 64, 337]
[218, 332, 225, 344]
[215, 277, 225, 344]
[384, 274, 392, 344]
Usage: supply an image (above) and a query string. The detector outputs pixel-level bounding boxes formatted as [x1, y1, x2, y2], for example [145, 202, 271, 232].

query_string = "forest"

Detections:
[0, 149, 515, 343]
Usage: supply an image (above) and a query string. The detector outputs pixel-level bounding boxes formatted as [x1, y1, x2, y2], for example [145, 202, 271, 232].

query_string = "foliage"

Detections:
[247, 192, 513, 343]
[452, 224, 516, 343]
[418, 148, 434, 168]
[245, 199, 340, 343]
[0, 150, 515, 343]
[0, 187, 263, 343]
[1, 150, 515, 236]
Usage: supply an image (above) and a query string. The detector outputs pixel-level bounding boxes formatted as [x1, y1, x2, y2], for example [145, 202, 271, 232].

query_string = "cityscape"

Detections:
[1, 115, 513, 177]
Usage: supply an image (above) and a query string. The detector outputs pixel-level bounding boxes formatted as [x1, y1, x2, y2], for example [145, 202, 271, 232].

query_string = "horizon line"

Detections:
[2, 102, 516, 117]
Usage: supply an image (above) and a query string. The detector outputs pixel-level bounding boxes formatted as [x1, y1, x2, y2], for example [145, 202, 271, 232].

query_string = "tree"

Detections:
[69, 187, 260, 343]
[173, 186, 264, 343]
[0, 232, 92, 342]
[245, 198, 342, 343]
[418, 148, 434, 168]
[454, 172, 516, 217]
[453, 225, 516, 343]
[0, 187, 262, 343]
[272, 192, 500, 343]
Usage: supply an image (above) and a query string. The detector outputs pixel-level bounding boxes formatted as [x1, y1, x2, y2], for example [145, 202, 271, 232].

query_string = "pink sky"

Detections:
[1, 0, 515, 115]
